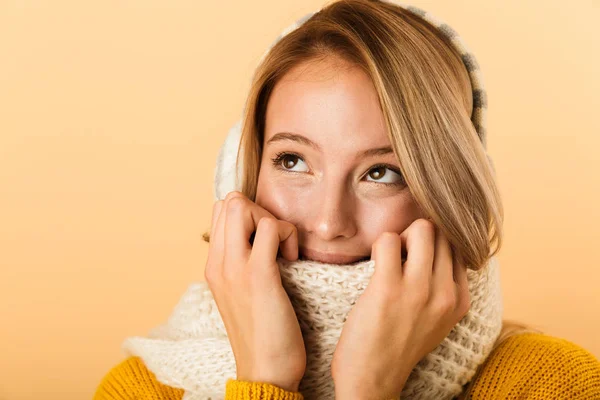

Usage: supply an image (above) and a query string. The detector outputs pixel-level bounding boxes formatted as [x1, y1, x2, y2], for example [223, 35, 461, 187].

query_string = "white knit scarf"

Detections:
[122, 254, 503, 400]
[122, 2, 504, 399]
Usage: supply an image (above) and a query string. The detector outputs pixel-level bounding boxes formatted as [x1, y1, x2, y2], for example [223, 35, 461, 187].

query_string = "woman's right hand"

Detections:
[204, 191, 306, 393]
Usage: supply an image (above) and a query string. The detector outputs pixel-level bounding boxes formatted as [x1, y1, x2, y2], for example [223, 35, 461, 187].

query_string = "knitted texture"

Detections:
[467, 332, 600, 399]
[94, 356, 185, 400]
[121, 255, 503, 400]
[122, 2, 505, 399]
[92, 355, 302, 400]
[225, 379, 304, 400]
[97, 334, 600, 400]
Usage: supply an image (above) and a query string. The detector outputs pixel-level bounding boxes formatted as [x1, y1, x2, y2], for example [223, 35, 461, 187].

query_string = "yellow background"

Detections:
[1, 0, 598, 398]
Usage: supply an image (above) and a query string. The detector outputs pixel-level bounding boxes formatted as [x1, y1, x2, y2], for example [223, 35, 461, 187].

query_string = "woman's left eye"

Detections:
[270, 152, 405, 187]
[365, 164, 406, 186]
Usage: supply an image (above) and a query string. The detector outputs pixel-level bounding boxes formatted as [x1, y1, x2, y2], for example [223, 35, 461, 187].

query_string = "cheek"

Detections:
[255, 173, 301, 221]
[358, 195, 424, 240]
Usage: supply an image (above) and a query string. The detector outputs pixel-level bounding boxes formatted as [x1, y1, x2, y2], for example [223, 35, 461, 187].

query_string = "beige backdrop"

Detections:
[1, 0, 599, 399]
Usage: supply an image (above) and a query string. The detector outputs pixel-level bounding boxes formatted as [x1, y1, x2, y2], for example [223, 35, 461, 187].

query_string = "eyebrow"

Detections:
[266, 132, 395, 158]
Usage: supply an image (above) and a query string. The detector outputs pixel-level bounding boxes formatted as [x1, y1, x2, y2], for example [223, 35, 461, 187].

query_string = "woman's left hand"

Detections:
[330, 219, 471, 400]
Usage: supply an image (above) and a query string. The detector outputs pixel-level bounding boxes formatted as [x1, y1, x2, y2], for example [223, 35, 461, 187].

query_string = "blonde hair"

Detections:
[203, 0, 544, 393]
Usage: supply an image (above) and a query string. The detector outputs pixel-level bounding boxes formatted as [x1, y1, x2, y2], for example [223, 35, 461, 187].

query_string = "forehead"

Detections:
[264, 58, 390, 153]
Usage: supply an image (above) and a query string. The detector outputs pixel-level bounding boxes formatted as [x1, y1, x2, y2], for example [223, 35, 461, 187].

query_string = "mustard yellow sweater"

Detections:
[93, 332, 600, 399]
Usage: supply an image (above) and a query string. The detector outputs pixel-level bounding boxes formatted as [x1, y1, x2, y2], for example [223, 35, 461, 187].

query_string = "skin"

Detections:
[255, 57, 427, 259]
[205, 56, 470, 398]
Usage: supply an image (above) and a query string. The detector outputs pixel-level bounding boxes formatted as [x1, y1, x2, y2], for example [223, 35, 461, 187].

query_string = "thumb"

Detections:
[371, 232, 404, 281]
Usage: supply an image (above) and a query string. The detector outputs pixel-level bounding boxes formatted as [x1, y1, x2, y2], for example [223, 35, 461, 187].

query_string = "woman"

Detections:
[94, 0, 600, 399]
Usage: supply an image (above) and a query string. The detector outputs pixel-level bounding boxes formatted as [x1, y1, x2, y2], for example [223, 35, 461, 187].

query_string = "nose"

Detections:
[306, 181, 358, 241]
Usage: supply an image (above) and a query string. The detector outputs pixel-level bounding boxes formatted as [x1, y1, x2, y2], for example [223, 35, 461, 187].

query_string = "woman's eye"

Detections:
[271, 152, 308, 172]
[365, 165, 405, 186]
[270, 152, 405, 187]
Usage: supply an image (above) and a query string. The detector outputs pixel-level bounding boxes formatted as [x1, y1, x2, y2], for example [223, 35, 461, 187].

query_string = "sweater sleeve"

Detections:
[467, 332, 600, 399]
[93, 356, 304, 400]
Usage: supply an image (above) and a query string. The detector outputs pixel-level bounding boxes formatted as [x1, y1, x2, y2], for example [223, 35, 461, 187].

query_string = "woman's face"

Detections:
[255, 58, 426, 264]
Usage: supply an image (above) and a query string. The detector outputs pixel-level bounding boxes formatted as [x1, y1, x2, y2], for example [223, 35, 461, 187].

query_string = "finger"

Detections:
[398, 219, 435, 286]
[210, 200, 223, 235]
[224, 196, 256, 265]
[207, 200, 224, 265]
[223, 192, 299, 266]
[249, 217, 299, 269]
[223, 192, 278, 265]
[431, 226, 454, 290]
[277, 220, 299, 261]
[371, 232, 403, 281]
[210, 196, 233, 269]
[214, 191, 247, 268]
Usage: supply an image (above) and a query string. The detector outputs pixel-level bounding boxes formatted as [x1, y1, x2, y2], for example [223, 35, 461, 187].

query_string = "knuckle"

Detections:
[257, 216, 277, 231]
[408, 287, 429, 309]
[433, 293, 456, 315]
[226, 196, 246, 213]
[283, 218, 297, 232]
[375, 231, 399, 249]
[414, 218, 436, 236]
[382, 231, 400, 242]
[225, 190, 245, 202]
[410, 295, 428, 310]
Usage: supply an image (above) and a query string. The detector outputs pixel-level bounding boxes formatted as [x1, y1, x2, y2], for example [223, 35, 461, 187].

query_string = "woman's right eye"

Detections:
[270, 152, 309, 173]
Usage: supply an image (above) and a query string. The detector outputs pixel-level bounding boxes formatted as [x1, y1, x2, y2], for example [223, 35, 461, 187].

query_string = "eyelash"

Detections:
[270, 151, 406, 187]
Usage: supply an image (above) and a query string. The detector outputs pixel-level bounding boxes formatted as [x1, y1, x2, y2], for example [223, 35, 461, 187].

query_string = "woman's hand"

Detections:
[330, 218, 471, 400]
[204, 191, 306, 393]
